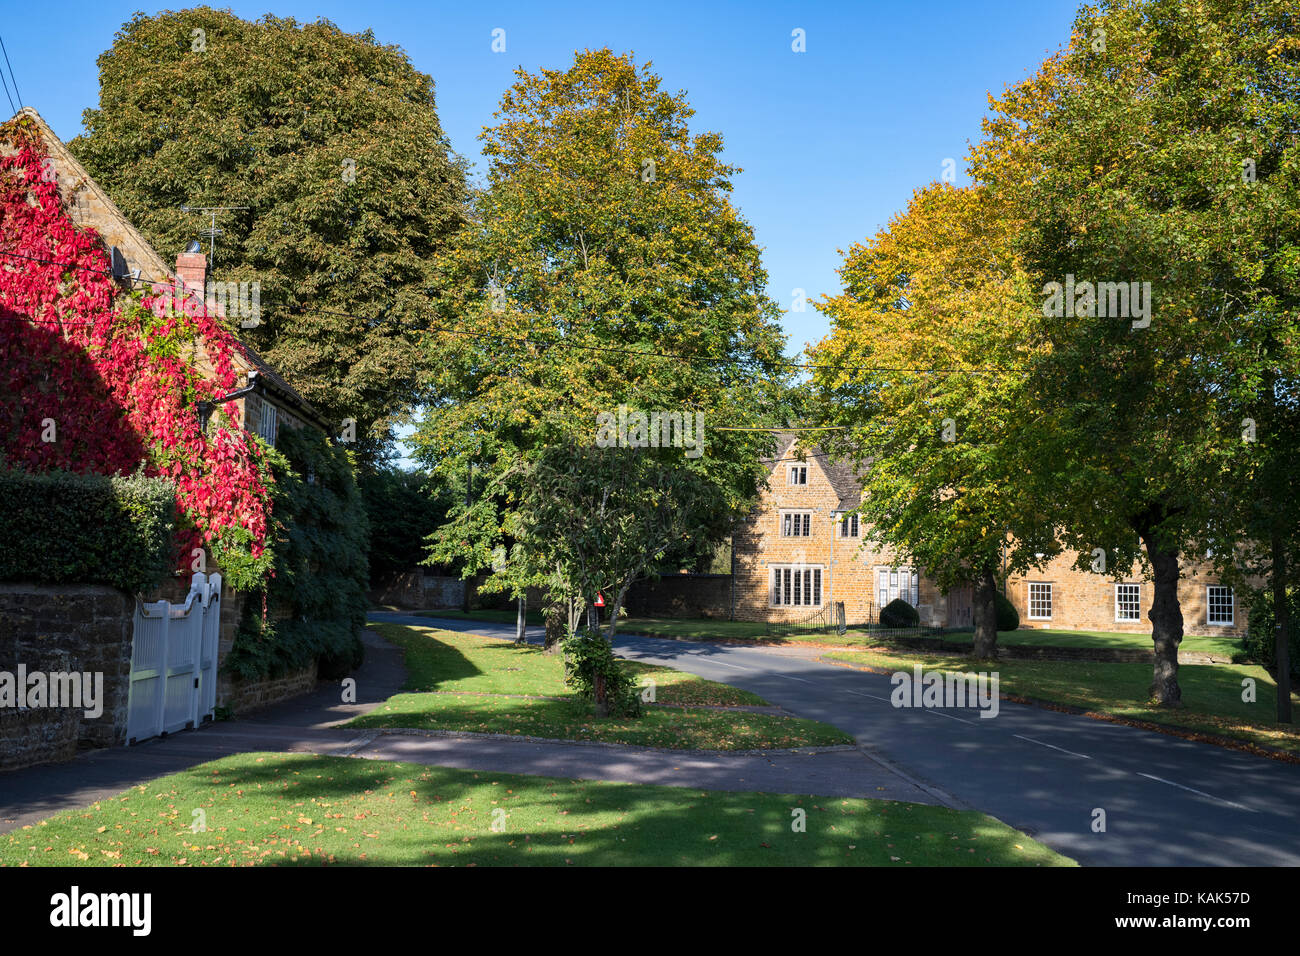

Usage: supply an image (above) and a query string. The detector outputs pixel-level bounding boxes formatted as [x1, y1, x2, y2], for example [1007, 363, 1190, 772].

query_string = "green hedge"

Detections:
[225, 426, 369, 681]
[0, 469, 176, 592]
[880, 597, 920, 628]
[995, 590, 1020, 631]
[1242, 588, 1300, 678]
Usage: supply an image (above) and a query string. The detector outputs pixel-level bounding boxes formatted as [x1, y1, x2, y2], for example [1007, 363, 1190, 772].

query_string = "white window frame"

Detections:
[839, 513, 859, 538]
[1115, 583, 1141, 622]
[258, 400, 278, 445]
[788, 465, 808, 486]
[771, 565, 823, 608]
[779, 510, 813, 537]
[876, 565, 919, 608]
[1207, 586, 1234, 626]
[1028, 582, 1053, 620]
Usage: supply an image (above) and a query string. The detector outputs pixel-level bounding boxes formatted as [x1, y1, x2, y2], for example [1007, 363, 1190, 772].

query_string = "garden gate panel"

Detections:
[126, 572, 221, 744]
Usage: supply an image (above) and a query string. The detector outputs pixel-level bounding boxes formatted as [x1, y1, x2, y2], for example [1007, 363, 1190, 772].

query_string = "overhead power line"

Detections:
[0, 247, 1026, 379]
[0, 35, 21, 111]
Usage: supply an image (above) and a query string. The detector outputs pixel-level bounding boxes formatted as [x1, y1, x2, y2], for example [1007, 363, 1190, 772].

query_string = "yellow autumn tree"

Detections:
[811, 182, 1053, 657]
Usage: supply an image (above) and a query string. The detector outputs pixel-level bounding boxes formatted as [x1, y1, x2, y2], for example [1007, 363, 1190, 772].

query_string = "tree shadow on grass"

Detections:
[17, 752, 1071, 868]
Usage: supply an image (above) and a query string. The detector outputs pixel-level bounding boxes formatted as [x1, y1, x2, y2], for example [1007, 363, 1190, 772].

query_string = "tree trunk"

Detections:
[971, 561, 999, 659]
[605, 576, 636, 642]
[543, 601, 566, 654]
[514, 594, 527, 644]
[1273, 525, 1292, 723]
[1138, 522, 1184, 707]
[593, 670, 609, 717]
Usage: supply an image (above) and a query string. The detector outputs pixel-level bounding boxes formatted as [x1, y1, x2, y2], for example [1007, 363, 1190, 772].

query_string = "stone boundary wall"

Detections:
[622, 574, 732, 619]
[0, 583, 134, 769]
[371, 571, 466, 610]
[217, 661, 319, 716]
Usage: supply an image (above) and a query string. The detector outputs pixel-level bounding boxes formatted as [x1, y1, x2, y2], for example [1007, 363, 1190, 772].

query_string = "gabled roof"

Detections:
[5, 108, 325, 431]
[764, 430, 868, 510]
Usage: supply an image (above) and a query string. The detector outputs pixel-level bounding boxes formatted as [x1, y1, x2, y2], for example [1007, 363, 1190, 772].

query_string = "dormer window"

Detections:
[788, 465, 808, 486]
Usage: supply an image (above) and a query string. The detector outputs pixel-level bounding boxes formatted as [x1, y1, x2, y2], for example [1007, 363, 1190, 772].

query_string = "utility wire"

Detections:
[0, 50, 14, 114]
[0, 35, 21, 110]
[0, 247, 1026, 378]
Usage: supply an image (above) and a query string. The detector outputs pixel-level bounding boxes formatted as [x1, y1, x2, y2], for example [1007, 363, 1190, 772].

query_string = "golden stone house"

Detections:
[729, 433, 1249, 637]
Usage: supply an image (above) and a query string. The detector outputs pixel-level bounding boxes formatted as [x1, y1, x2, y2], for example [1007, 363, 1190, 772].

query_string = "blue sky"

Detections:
[3, 0, 1083, 360]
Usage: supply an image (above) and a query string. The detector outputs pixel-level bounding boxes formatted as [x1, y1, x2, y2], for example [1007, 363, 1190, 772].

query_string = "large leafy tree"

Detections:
[71, 7, 467, 457]
[811, 183, 1057, 657]
[417, 49, 789, 625]
[970, 0, 1300, 706]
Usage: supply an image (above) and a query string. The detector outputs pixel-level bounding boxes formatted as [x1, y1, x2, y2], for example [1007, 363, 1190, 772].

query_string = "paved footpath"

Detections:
[0, 619, 938, 835]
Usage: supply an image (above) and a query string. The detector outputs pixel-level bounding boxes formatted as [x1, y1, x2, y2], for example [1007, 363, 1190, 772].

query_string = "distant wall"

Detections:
[371, 571, 466, 610]
[622, 575, 732, 619]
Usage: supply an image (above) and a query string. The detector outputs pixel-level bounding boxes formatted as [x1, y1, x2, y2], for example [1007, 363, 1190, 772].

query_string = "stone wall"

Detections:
[217, 660, 319, 716]
[0, 584, 135, 768]
[1004, 551, 1253, 638]
[623, 574, 732, 618]
[370, 571, 467, 610]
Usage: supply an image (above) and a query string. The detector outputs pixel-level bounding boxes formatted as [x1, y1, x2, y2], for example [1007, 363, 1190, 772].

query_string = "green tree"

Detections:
[358, 465, 453, 587]
[811, 183, 1057, 658]
[970, 0, 1300, 706]
[71, 7, 467, 457]
[417, 49, 789, 634]
[227, 426, 369, 681]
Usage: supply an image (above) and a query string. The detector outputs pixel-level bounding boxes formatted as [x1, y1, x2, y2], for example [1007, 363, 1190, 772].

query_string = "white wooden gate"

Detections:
[125, 572, 222, 745]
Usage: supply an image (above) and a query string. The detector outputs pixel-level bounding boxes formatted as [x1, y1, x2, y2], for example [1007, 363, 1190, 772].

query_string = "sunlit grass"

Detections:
[0, 752, 1075, 867]
[825, 647, 1300, 754]
[354, 624, 851, 750]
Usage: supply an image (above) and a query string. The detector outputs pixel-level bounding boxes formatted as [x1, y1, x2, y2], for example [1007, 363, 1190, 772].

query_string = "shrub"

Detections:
[995, 590, 1020, 631]
[880, 597, 920, 628]
[0, 469, 176, 592]
[224, 426, 369, 680]
[562, 628, 642, 717]
[1241, 588, 1300, 678]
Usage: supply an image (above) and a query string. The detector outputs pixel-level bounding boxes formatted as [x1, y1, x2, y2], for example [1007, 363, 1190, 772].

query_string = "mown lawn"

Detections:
[0, 752, 1074, 867]
[824, 646, 1300, 754]
[922, 628, 1241, 658]
[352, 624, 851, 750]
[412, 608, 546, 626]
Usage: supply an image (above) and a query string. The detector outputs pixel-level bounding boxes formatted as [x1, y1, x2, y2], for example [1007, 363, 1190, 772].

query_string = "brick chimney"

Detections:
[175, 247, 207, 299]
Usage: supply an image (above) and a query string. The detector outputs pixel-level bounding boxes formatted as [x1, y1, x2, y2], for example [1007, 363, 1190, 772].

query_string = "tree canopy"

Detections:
[417, 49, 791, 625]
[811, 182, 1056, 656]
[71, 7, 468, 457]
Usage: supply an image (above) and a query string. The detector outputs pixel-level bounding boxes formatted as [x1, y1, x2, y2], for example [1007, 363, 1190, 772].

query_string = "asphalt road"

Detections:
[375, 612, 1300, 867]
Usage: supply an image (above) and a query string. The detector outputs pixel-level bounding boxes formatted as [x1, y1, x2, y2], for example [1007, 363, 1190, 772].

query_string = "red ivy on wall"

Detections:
[0, 117, 273, 589]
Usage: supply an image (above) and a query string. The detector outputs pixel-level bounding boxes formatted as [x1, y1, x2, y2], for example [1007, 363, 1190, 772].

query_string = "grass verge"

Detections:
[920, 628, 1240, 658]
[0, 752, 1074, 867]
[350, 623, 852, 750]
[824, 646, 1300, 756]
